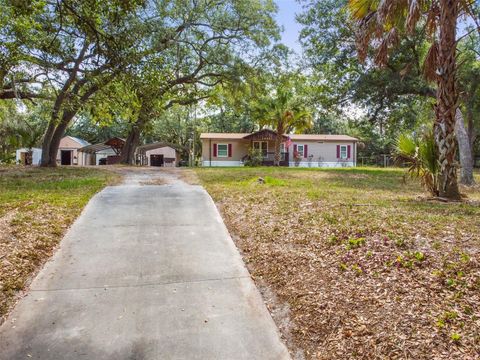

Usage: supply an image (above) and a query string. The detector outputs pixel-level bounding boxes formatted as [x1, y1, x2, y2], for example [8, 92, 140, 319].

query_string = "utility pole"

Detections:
[192, 104, 196, 167]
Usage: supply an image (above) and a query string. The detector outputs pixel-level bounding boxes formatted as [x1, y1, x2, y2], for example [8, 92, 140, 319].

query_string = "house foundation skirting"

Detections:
[202, 160, 244, 167]
[201, 160, 356, 168]
[289, 161, 355, 168]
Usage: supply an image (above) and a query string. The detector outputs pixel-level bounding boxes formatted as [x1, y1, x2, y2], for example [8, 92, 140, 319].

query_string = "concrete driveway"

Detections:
[0, 168, 290, 360]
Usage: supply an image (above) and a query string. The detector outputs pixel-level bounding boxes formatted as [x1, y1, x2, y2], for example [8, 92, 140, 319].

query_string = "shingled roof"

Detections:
[200, 131, 357, 142]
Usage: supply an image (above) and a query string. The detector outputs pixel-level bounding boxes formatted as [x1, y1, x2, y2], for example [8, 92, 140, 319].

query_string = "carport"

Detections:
[78, 138, 125, 165]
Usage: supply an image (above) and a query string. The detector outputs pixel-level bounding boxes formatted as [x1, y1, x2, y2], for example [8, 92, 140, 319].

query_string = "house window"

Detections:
[340, 145, 347, 159]
[217, 144, 228, 157]
[296, 144, 304, 157]
[280, 143, 286, 153]
[253, 141, 268, 156]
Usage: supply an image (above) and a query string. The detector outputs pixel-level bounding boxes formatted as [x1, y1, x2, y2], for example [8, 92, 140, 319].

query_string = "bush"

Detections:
[395, 127, 439, 196]
[244, 148, 263, 167]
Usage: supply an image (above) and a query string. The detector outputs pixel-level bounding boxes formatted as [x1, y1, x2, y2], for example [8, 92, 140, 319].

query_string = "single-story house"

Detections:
[136, 142, 181, 167]
[16, 136, 90, 165]
[200, 129, 358, 167]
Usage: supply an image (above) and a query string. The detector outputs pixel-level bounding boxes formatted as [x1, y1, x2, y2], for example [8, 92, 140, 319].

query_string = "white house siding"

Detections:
[288, 161, 355, 168]
[202, 160, 244, 167]
[15, 148, 42, 165]
[289, 141, 356, 167]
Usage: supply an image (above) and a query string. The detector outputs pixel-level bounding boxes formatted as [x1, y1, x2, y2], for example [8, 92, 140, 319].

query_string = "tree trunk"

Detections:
[434, 0, 461, 200]
[455, 108, 475, 185]
[466, 107, 477, 153]
[40, 111, 76, 167]
[120, 125, 142, 165]
[274, 133, 282, 166]
[40, 121, 56, 167]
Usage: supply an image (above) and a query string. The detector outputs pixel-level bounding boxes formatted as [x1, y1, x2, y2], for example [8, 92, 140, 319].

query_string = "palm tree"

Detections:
[257, 84, 313, 166]
[396, 128, 439, 196]
[348, 0, 476, 200]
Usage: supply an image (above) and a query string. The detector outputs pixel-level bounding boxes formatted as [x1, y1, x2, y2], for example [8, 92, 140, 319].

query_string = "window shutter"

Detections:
[228, 144, 232, 157]
[293, 144, 297, 153]
[336, 145, 340, 159]
[213, 143, 217, 157]
[304, 144, 308, 158]
[347, 145, 351, 159]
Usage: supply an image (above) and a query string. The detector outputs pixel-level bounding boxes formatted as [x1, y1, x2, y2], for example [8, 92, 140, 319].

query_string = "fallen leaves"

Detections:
[197, 167, 480, 360]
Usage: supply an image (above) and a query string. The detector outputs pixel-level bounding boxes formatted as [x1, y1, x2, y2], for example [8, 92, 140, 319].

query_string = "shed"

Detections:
[15, 136, 90, 166]
[57, 136, 90, 165]
[15, 148, 42, 165]
[136, 142, 181, 167]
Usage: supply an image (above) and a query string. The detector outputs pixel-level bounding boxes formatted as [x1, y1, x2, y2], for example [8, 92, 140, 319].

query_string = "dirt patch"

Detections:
[140, 178, 167, 185]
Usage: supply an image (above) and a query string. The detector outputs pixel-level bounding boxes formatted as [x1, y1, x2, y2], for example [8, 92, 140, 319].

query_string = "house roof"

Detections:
[78, 143, 113, 153]
[104, 137, 125, 148]
[243, 129, 288, 141]
[78, 137, 125, 153]
[200, 133, 250, 139]
[137, 141, 183, 152]
[200, 132, 358, 142]
[289, 134, 358, 141]
[65, 136, 90, 147]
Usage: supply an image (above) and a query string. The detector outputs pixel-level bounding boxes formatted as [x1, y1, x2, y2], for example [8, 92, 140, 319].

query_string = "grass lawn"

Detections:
[195, 167, 480, 359]
[0, 166, 119, 323]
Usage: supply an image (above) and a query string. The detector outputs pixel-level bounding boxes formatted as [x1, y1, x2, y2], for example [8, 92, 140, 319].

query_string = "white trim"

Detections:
[354, 142, 357, 166]
[216, 143, 229, 158]
[296, 144, 304, 157]
[340, 145, 348, 160]
[253, 141, 268, 155]
[289, 161, 355, 168]
[202, 160, 243, 167]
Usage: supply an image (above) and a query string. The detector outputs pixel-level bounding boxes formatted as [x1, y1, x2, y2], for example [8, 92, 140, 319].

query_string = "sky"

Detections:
[275, 0, 303, 54]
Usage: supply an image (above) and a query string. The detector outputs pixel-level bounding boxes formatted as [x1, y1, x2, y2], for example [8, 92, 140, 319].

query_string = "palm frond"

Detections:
[395, 129, 439, 196]
[406, 0, 421, 33]
[423, 41, 439, 82]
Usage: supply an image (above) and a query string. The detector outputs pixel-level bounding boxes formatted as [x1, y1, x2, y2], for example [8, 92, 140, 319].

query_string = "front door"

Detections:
[150, 154, 164, 167]
[60, 150, 72, 165]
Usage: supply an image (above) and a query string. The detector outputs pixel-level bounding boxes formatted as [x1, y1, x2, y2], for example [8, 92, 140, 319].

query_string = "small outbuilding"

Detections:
[15, 136, 90, 166]
[136, 142, 181, 167]
[15, 148, 42, 166]
[57, 136, 90, 165]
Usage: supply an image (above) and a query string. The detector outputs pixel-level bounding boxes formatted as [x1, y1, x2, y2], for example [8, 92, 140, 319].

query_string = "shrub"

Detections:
[244, 148, 263, 167]
[395, 127, 439, 196]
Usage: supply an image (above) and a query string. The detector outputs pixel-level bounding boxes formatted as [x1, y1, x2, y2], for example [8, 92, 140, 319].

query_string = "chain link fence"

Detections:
[358, 154, 396, 167]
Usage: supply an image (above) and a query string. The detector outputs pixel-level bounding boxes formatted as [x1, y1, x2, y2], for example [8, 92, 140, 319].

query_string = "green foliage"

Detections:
[395, 127, 439, 196]
[255, 74, 313, 134]
[244, 148, 263, 167]
[346, 237, 365, 249]
[450, 332, 461, 342]
[0, 100, 48, 163]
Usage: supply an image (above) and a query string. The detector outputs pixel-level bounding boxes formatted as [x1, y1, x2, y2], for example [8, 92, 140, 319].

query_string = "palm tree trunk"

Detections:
[274, 133, 282, 166]
[434, 0, 461, 200]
